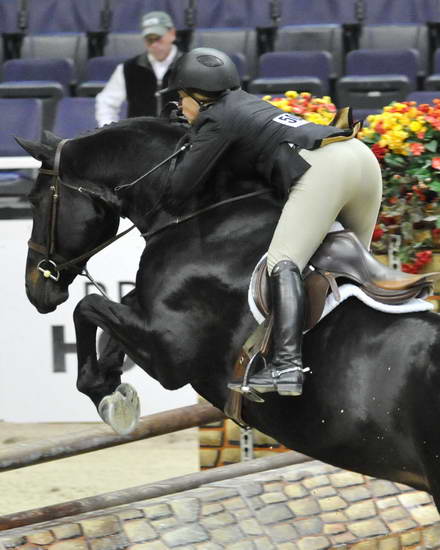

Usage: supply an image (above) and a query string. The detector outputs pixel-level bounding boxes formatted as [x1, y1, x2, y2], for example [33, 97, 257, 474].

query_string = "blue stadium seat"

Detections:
[103, 33, 145, 58]
[406, 91, 440, 104]
[361, 0, 437, 24]
[21, 33, 88, 83]
[196, 0, 264, 28]
[53, 97, 128, 137]
[358, 24, 429, 76]
[0, 58, 69, 131]
[2, 58, 74, 90]
[111, 0, 185, 32]
[0, 98, 42, 155]
[425, 49, 440, 91]
[190, 28, 258, 80]
[278, 0, 356, 25]
[336, 49, 419, 109]
[53, 97, 98, 138]
[249, 51, 332, 96]
[77, 56, 126, 97]
[0, 0, 19, 32]
[345, 49, 419, 87]
[274, 25, 344, 78]
[27, 0, 101, 32]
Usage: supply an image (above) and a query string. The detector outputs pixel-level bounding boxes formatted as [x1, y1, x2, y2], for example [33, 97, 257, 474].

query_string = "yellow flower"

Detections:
[285, 91, 298, 98]
[359, 127, 375, 138]
[409, 120, 423, 132]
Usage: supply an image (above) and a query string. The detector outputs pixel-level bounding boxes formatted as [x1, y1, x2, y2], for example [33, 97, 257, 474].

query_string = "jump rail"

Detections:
[0, 451, 312, 531]
[0, 403, 225, 472]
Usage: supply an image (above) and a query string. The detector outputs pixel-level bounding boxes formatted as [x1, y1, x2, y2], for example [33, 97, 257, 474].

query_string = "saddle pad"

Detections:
[248, 254, 434, 327]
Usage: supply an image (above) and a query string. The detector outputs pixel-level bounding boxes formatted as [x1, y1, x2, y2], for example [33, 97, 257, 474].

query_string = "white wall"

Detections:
[0, 219, 196, 422]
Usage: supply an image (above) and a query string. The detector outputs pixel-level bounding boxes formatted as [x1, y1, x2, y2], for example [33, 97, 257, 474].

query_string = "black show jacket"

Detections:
[168, 89, 359, 202]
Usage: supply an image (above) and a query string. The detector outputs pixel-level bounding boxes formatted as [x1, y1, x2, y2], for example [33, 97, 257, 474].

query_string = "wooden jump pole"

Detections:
[0, 403, 225, 472]
[0, 451, 312, 531]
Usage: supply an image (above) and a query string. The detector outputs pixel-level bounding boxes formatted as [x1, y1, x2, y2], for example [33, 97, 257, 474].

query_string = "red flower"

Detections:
[409, 142, 425, 156]
[418, 104, 431, 113]
[371, 143, 388, 160]
[417, 131, 426, 139]
[372, 225, 384, 241]
[432, 158, 440, 170]
[402, 262, 418, 273]
[415, 250, 433, 264]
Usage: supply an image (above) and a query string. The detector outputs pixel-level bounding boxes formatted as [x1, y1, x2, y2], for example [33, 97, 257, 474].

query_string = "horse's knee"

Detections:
[74, 294, 107, 323]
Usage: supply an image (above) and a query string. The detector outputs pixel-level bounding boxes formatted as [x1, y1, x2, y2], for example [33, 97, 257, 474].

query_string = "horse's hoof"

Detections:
[98, 383, 140, 435]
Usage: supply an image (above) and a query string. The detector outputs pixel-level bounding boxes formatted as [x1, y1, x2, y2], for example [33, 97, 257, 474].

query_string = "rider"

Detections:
[162, 47, 383, 398]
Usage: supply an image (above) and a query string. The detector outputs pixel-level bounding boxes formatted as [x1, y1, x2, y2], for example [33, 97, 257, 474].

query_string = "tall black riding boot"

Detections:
[248, 260, 306, 397]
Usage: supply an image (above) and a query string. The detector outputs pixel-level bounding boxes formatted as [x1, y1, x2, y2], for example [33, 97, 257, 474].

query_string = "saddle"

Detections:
[225, 230, 440, 424]
[253, 230, 439, 329]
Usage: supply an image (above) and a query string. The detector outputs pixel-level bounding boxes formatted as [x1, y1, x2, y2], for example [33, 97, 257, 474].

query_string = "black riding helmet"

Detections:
[164, 47, 240, 94]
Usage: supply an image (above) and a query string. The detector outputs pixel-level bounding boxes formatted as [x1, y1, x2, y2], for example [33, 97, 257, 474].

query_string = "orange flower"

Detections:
[409, 142, 425, 156]
[432, 157, 440, 170]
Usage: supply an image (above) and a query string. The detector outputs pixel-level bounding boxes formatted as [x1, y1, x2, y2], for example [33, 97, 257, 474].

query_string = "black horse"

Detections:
[19, 118, 440, 510]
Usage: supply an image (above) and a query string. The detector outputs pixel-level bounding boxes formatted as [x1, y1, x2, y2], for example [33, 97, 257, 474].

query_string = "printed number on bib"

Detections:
[273, 113, 310, 128]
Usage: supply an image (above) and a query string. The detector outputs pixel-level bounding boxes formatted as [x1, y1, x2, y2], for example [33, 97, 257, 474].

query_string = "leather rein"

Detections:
[28, 138, 271, 289]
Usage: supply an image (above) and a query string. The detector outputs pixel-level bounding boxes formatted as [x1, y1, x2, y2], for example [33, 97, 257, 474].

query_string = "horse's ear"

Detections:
[42, 130, 62, 147]
[14, 137, 54, 163]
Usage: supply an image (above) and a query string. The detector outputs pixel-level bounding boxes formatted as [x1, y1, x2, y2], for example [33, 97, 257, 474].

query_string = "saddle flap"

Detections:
[251, 259, 329, 332]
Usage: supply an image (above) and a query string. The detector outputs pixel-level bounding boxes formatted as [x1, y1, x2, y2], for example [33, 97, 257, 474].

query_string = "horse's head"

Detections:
[17, 132, 121, 313]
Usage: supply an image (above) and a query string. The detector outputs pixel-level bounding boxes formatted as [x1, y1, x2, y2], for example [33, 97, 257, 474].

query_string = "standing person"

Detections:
[95, 11, 182, 126]
[162, 48, 393, 398]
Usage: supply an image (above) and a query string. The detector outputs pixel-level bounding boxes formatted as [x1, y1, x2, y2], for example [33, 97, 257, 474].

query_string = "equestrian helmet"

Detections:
[167, 47, 240, 92]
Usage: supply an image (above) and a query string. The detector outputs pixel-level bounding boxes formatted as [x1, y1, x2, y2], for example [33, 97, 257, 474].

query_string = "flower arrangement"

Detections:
[358, 100, 440, 272]
[265, 92, 440, 274]
[263, 91, 337, 126]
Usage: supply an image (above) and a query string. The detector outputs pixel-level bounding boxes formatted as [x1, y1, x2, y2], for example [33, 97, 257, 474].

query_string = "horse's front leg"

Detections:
[97, 289, 137, 378]
[74, 293, 150, 434]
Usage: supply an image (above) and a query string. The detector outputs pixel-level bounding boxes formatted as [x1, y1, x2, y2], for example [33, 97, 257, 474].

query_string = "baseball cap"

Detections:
[141, 11, 174, 38]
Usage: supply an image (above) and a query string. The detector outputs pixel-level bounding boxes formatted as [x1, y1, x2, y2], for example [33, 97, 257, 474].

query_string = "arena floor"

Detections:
[0, 422, 199, 515]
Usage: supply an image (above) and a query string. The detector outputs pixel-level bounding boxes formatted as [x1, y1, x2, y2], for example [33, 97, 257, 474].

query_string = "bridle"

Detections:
[28, 137, 272, 295]
[27, 138, 137, 295]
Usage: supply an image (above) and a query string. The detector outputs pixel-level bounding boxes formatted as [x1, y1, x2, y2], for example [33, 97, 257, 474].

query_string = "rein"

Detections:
[142, 189, 271, 241]
[28, 138, 272, 290]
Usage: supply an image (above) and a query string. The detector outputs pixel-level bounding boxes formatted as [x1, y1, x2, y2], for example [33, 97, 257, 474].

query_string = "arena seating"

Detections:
[0, 0, 19, 33]
[336, 49, 419, 109]
[0, 98, 42, 155]
[111, 0, 186, 32]
[20, 33, 88, 83]
[76, 56, 125, 97]
[273, 25, 344, 79]
[249, 51, 332, 97]
[2, 0, 440, 140]
[190, 28, 258, 80]
[52, 97, 127, 138]
[425, 49, 440, 90]
[26, 0, 101, 33]
[52, 97, 98, 138]
[358, 24, 429, 77]
[2, 58, 73, 90]
[406, 90, 440, 103]
[102, 32, 146, 59]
